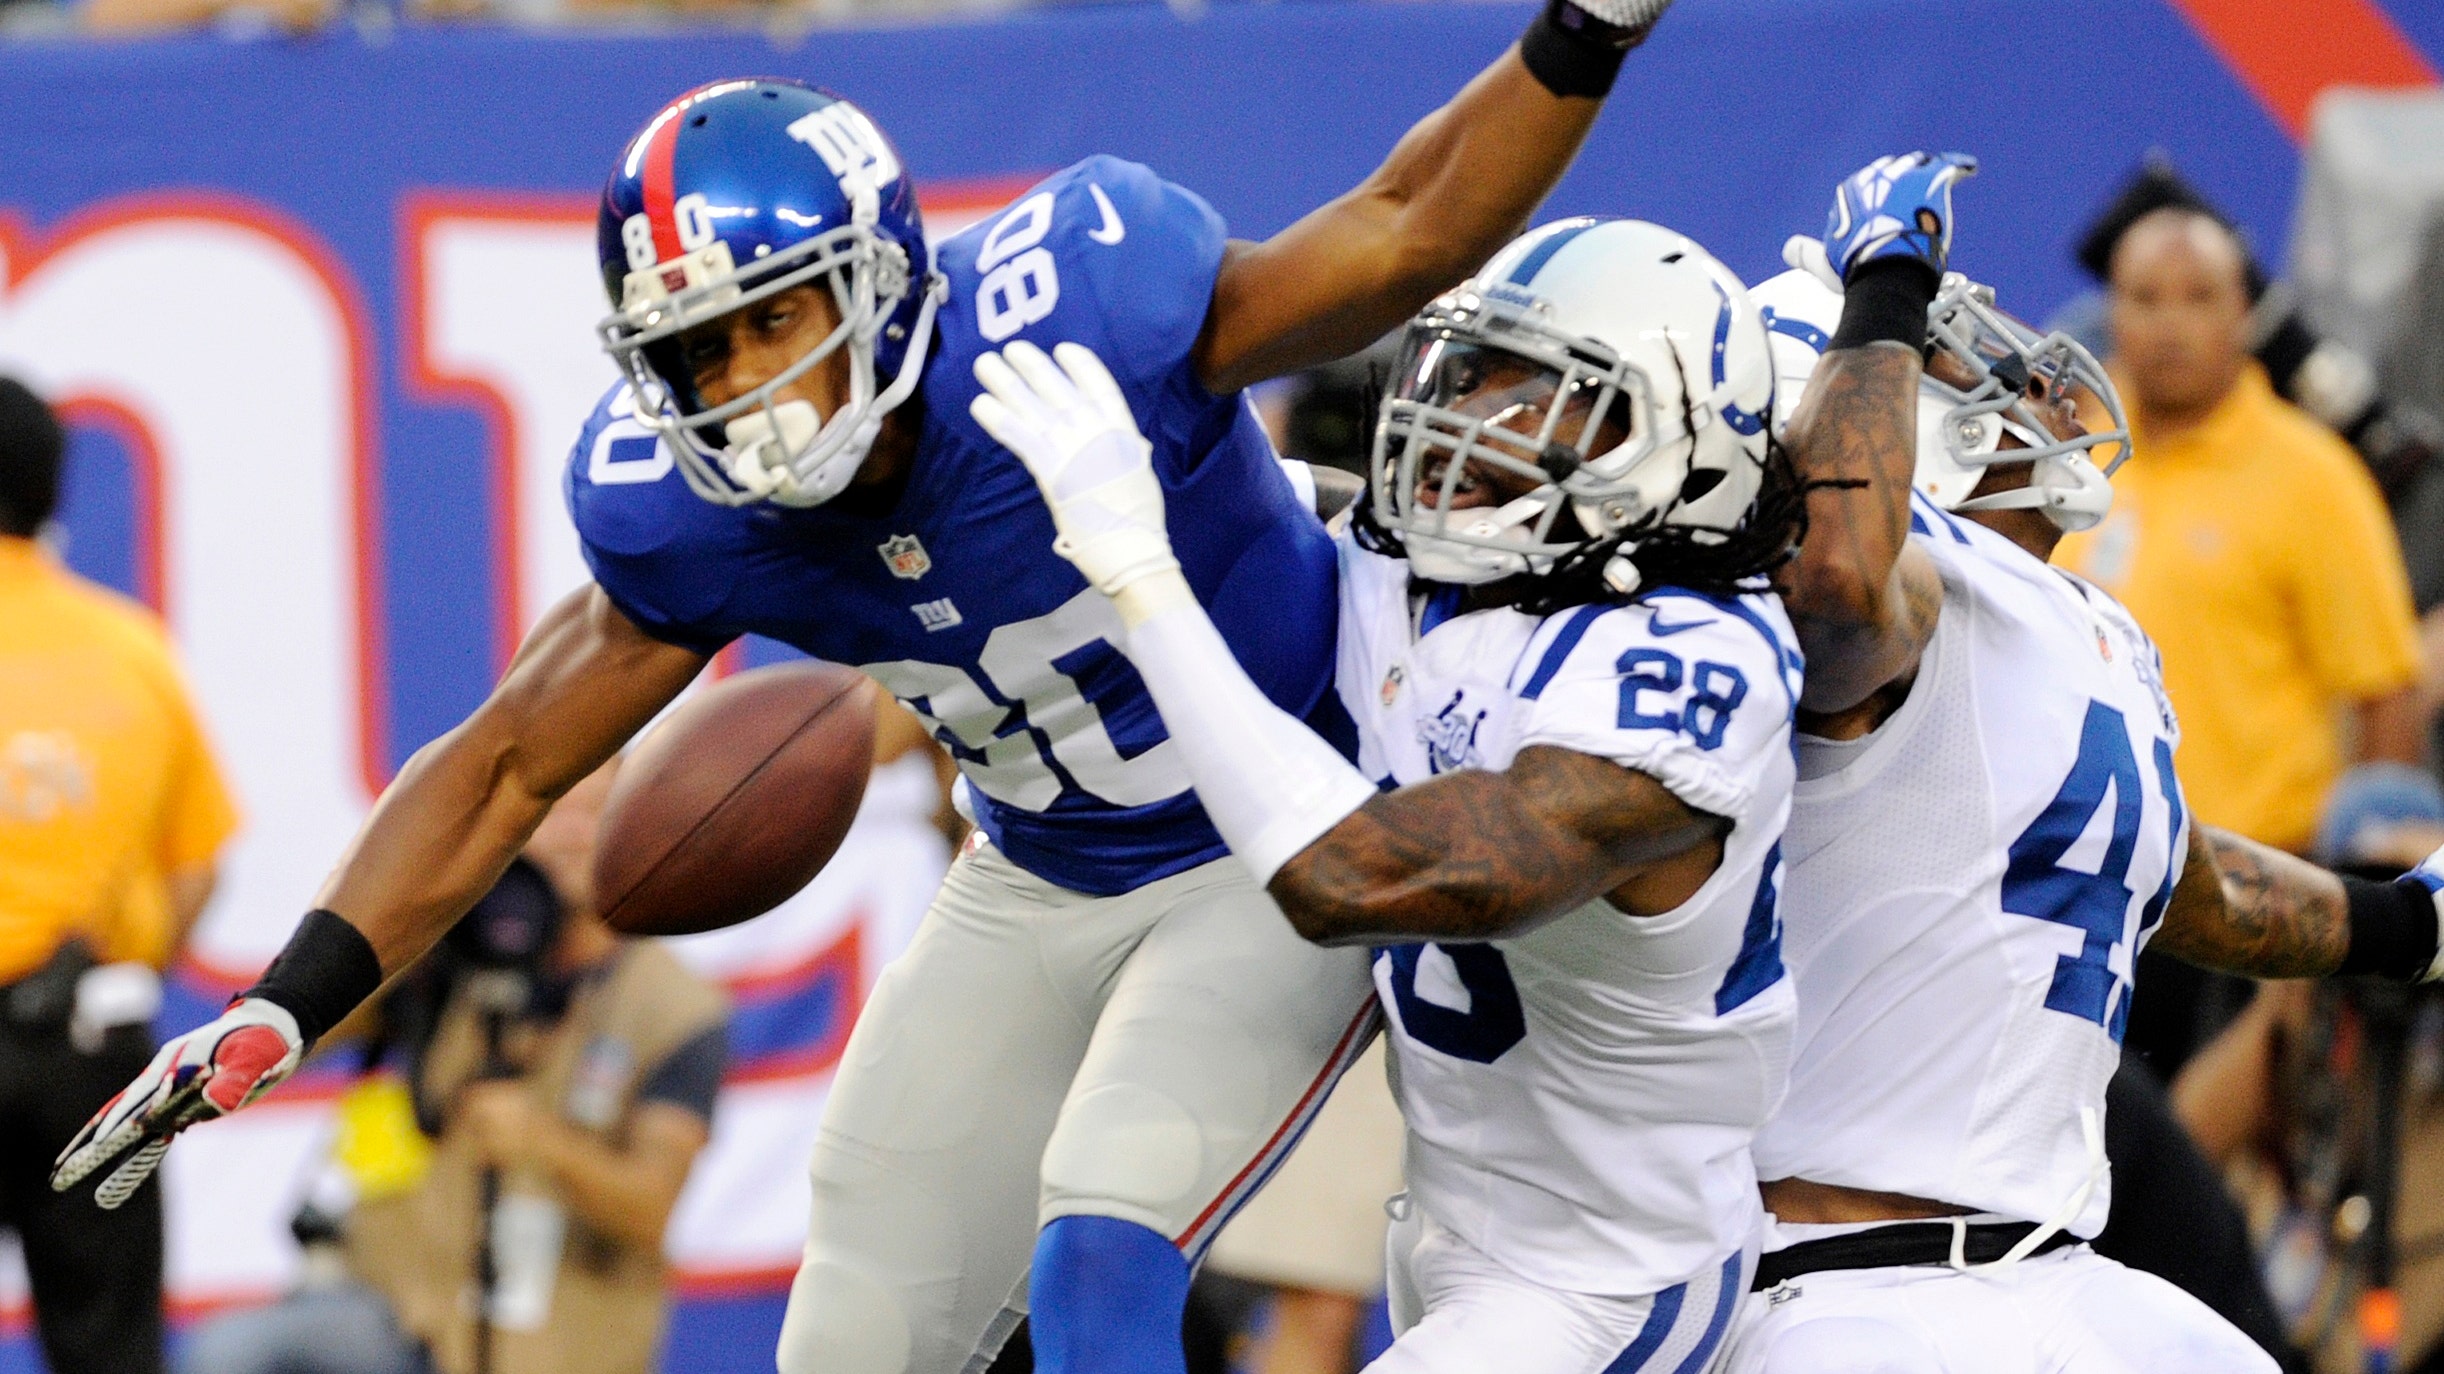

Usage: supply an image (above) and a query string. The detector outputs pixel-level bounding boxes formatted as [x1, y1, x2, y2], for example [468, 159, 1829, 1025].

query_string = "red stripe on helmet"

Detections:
[640, 103, 685, 262]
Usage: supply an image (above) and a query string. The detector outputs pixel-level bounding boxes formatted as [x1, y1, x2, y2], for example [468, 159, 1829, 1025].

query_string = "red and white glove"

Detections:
[50, 997, 303, 1209]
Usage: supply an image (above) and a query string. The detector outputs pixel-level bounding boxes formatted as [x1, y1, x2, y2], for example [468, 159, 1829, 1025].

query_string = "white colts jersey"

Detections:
[1753, 498, 2186, 1239]
[1335, 536, 1800, 1295]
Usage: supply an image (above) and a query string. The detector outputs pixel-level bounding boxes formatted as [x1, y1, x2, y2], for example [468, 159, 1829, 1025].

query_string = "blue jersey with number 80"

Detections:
[567, 157, 1340, 895]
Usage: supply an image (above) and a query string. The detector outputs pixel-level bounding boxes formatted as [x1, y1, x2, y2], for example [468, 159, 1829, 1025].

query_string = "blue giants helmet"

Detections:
[595, 79, 946, 508]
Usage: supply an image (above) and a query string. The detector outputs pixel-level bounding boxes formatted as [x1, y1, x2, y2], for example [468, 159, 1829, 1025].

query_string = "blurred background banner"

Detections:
[0, 0, 2434, 1368]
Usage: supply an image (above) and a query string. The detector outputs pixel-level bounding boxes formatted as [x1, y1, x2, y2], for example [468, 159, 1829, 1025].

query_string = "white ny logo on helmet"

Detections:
[787, 104, 901, 215]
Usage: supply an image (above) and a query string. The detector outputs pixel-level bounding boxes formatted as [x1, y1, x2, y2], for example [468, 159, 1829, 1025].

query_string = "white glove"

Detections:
[51, 996, 303, 1209]
[1783, 234, 1844, 295]
[1567, 0, 1672, 31]
[970, 341, 1182, 606]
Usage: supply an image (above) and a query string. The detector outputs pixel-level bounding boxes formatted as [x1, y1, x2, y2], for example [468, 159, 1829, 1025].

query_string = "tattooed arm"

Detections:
[1781, 342, 1946, 717]
[1271, 745, 1728, 947]
[2150, 825, 2348, 977]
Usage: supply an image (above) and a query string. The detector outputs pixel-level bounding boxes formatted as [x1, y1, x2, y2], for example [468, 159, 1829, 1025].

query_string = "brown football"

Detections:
[594, 660, 878, 936]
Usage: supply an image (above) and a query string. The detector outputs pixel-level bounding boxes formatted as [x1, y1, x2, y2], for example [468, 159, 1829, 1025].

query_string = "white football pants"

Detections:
[1372, 1201, 1750, 1374]
[775, 839, 1380, 1374]
[1720, 1245, 2280, 1374]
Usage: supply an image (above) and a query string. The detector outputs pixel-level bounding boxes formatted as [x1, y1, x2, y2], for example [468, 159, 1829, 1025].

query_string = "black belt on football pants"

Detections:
[1751, 1219, 2081, 1290]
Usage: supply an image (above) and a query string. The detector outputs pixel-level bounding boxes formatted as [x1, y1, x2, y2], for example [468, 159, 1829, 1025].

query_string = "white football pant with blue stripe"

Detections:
[775, 838, 1378, 1374]
[1376, 1202, 1751, 1374]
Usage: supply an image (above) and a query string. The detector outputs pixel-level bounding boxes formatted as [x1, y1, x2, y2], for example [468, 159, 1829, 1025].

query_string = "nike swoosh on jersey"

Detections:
[1647, 611, 1715, 637]
[1087, 183, 1126, 245]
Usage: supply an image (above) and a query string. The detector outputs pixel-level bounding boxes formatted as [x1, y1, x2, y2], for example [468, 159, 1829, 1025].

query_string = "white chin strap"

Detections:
[1950, 452, 2114, 534]
[1404, 491, 1555, 584]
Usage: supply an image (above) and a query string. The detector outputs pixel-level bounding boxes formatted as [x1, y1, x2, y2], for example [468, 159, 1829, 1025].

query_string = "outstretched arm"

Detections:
[1782, 341, 1944, 714]
[52, 587, 707, 1205]
[1275, 745, 1724, 945]
[1191, 0, 1665, 395]
[2151, 823, 2444, 981]
[317, 586, 707, 973]
[1778, 153, 1978, 715]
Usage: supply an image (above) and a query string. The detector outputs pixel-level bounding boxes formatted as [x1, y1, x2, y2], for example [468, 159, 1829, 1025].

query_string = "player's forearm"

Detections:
[2158, 825, 2444, 984]
[316, 587, 703, 976]
[1114, 576, 1381, 893]
[1784, 344, 1918, 629]
[1195, 50, 1602, 392]
[1271, 754, 1715, 946]
[2154, 827, 2350, 978]
[1784, 343, 1937, 711]
[1343, 51, 1598, 312]
[315, 726, 563, 976]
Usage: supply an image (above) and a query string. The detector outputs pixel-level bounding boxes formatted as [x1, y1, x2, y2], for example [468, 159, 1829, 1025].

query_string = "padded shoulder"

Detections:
[1513, 591, 1801, 821]
[933, 156, 1229, 396]
[561, 383, 743, 654]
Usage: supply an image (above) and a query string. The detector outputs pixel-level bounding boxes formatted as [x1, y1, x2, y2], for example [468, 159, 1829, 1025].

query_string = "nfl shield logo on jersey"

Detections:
[879, 534, 932, 580]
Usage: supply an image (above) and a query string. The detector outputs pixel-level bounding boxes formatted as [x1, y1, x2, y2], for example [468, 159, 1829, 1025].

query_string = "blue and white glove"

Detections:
[1823, 151, 1978, 284]
[970, 341, 1182, 609]
[2406, 846, 2444, 983]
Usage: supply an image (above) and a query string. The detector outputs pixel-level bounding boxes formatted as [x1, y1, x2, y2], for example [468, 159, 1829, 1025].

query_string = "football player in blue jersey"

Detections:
[54, 6, 1680, 1371]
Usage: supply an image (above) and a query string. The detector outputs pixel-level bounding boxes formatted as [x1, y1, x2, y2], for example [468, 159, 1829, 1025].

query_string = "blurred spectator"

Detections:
[2058, 158, 2442, 510]
[0, 377, 240, 1374]
[2058, 207, 2424, 856]
[2164, 781, 2444, 1369]
[84, 0, 331, 36]
[182, 761, 727, 1374]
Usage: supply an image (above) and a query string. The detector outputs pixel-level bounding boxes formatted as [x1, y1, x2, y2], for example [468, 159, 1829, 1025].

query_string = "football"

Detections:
[594, 660, 879, 937]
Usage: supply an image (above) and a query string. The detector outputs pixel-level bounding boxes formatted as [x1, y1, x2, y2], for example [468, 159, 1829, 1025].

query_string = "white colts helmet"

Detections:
[1371, 218, 1777, 591]
[1753, 241, 2130, 533]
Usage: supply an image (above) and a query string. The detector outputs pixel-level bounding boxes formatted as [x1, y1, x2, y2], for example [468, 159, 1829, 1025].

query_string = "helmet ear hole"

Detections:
[1678, 468, 1726, 504]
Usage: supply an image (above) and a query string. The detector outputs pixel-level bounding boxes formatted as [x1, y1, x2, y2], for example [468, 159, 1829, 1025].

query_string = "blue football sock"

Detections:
[1028, 1214, 1190, 1374]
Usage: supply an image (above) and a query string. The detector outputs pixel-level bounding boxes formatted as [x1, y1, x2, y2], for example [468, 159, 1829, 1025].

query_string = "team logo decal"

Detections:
[879, 534, 932, 580]
[911, 598, 963, 633]
[1417, 689, 1487, 775]
[1381, 664, 1405, 707]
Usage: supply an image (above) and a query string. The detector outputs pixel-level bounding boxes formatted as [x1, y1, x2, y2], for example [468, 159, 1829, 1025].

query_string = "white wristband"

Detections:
[1119, 574, 1377, 885]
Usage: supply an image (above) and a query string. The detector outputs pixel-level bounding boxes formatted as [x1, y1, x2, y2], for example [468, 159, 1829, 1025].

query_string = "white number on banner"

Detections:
[864, 588, 1187, 811]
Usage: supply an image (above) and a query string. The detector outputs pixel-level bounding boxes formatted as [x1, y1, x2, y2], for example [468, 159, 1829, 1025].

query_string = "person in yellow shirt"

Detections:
[2059, 207, 2424, 856]
[0, 377, 240, 1374]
